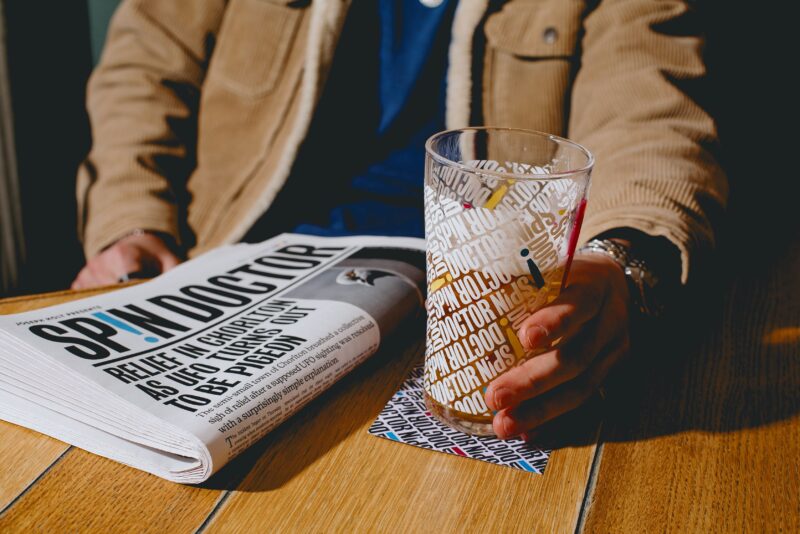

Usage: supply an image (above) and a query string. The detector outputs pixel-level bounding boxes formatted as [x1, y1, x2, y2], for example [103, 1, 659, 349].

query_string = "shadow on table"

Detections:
[524, 236, 800, 451]
[197, 315, 425, 492]
[605, 238, 799, 446]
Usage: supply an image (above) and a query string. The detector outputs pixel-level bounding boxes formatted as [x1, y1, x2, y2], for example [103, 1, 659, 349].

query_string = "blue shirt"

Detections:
[244, 0, 455, 242]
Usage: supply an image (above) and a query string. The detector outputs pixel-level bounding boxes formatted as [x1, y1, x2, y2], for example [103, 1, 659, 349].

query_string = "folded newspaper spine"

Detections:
[0, 234, 425, 483]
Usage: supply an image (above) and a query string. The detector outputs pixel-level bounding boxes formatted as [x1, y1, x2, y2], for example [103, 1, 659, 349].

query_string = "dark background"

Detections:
[3, 0, 116, 295]
[1, 0, 794, 296]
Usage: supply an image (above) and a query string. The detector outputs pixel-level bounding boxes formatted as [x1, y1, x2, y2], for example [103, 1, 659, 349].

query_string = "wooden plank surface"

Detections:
[0, 449, 224, 534]
[202, 330, 599, 534]
[0, 285, 599, 533]
[0, 427, 68, 512]
[582, 241, 800, 533]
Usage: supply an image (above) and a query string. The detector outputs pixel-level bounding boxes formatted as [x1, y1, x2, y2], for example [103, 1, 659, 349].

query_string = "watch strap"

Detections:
[578, 238, 663, 318]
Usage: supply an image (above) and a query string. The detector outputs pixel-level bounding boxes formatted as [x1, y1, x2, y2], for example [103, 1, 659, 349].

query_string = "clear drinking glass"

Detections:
[423, 127, 594, 436]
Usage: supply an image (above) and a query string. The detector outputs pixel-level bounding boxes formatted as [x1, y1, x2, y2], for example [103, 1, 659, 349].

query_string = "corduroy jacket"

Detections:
[78, 0, 726, 283]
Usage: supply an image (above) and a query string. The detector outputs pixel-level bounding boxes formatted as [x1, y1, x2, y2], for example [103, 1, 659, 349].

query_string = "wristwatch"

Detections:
[578, 238, 664, 318]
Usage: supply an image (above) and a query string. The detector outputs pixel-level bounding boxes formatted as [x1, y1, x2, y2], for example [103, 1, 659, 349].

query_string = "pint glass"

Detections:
[423, 128, 594, 436]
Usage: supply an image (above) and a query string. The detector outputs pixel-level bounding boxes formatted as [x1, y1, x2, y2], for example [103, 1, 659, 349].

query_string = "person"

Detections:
[70, 0, 727, 440]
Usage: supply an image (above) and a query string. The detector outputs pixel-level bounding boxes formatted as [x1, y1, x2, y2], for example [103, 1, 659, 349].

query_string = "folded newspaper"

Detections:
[0, 234, 426, 483]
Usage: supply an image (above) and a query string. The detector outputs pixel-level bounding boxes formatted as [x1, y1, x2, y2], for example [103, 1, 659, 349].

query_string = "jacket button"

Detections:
[543, 27, 558, 44]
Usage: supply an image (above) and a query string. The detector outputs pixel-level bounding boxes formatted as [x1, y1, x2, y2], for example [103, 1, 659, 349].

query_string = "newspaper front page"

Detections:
[0, 234, 425, 482]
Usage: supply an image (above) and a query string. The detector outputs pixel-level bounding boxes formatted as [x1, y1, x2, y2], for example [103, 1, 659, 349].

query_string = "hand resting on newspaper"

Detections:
[485, 253, 631, 440]
[72, 232, 180, 289]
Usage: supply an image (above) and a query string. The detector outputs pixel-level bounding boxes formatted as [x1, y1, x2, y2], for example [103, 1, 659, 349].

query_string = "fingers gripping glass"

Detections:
[423, 127, 594, 436]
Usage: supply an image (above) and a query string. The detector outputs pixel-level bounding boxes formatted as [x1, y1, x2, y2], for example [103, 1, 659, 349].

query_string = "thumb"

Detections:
[158, 251, 181, 272]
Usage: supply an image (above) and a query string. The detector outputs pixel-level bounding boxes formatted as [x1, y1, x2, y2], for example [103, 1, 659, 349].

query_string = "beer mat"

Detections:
[368, 365, 551, 474]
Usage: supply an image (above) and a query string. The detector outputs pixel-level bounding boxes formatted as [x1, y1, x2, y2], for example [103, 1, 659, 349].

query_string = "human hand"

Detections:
[485, 253, 631, 440]
[71, 232, 181, 290]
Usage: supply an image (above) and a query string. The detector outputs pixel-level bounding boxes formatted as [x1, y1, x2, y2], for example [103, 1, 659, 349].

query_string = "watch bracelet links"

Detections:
[577, 238, 662, 318]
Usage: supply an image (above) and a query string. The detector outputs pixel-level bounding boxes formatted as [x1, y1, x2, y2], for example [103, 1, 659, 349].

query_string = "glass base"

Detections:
[424, 392, 496, 437]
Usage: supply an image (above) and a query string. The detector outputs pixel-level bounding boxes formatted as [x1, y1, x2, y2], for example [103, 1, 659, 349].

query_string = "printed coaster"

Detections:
[368, 365, 550, 474]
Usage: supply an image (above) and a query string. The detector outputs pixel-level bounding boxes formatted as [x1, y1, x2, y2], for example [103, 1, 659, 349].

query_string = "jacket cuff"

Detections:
[82, 208, 180, 260]
[578, 207, 714, 285]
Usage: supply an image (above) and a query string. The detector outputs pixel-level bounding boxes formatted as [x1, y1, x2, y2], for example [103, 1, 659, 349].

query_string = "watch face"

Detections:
[640, 267, 659, 289]
[581, 239, 663, 317]
[625, 264, 661, 317]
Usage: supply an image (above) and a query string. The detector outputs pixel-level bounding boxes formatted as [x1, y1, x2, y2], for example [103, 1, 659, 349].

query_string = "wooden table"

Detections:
[0, 242, 797, 533]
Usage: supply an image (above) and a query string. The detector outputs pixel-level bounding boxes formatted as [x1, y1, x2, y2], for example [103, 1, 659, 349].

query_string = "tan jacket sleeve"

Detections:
[568, 0, 727, 283]
[77, 0, 226, 258]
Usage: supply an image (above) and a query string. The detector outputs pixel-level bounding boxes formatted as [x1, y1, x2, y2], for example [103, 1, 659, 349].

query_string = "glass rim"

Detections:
[425, 127, 595, 181]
